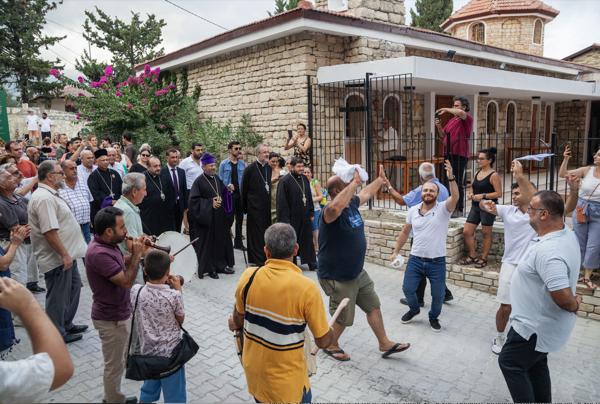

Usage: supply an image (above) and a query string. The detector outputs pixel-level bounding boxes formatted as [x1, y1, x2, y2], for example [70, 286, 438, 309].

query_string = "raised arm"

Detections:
[444, 160, 459, 212]
[296, 137, 311, 153]
[479, 200, 498, 217]
[16, 176, 38, 197]
[357, 165, 386, 205]
[512, 160, 536, 207]
[382, 177, 406, 206]
[69, 141, 87, 162]
[564, 173, 580, 215]
[322, 170, 362, 225]
[559, 145, 589, 179]
[283, 135, 295, 151]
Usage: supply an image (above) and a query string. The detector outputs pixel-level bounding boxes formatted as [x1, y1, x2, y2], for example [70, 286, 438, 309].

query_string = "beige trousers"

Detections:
[0, 240, 39, 285]
[93, 318, 132, 404]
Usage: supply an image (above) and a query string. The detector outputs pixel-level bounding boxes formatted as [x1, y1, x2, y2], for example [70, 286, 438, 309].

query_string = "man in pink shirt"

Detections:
[435, 95, 473, 217]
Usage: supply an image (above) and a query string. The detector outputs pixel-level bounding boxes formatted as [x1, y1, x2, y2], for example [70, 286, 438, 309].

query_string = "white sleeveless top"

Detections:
[580, 166, 600, 203]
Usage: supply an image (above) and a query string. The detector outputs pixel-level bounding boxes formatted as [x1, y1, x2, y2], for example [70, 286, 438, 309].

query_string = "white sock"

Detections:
[497, 330, 506, 338]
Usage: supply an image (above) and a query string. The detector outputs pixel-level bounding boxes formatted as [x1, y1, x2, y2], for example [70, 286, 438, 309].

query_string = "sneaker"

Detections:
[400, 297, 425, 308]
[444, 295, 454, 303]
[429, 318, 441, 333]
[401, 310, 420, 324]
[492, 335, 506, 355]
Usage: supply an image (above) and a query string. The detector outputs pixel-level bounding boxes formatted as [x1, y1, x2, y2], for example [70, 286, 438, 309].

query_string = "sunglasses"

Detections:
[233, 147, 241, 151]
[141, 154, 150, 157]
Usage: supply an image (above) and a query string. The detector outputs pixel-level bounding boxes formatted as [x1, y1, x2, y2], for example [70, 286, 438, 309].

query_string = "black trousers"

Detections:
[443, 154, 468, 212]
[227, 191, 243, 246]
[415, 277, 453, 302]
[173, 200, 184, 233]
[499, 328, 551, 404]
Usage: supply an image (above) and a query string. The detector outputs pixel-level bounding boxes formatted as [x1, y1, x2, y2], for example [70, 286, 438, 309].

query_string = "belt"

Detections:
[0, 238, 31, 245]
[411, 255, 444, 262]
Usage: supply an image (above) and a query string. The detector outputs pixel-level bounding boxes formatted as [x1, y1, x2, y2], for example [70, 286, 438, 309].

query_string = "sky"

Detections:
[37, 0, 600, 81]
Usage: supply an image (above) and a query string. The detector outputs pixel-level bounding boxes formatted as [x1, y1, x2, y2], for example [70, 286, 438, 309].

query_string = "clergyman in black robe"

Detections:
[138, 157, 175, 236]
[241, 145, 272, 266]
[276, 157, 317, 270]
[88, 149, 123, 230]
[188, 153, 235, 279]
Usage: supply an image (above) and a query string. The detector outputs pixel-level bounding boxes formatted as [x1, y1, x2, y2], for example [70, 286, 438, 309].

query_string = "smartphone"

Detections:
[15, 139, 23, 143]
[83, 136, 89, 141]
[288, 130, 293, 139]
[435, 113, 440, 120]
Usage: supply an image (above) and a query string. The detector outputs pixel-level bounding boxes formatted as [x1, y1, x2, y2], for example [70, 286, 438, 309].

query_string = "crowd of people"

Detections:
[0, 107, 597, 404]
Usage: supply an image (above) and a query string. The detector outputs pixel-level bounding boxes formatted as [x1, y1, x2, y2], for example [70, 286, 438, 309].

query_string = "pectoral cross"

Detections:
[110, 192, 115, 198]
[302, 195, 306, 206]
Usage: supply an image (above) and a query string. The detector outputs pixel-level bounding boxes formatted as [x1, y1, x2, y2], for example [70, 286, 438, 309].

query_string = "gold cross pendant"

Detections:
[302, 195, 306, 206]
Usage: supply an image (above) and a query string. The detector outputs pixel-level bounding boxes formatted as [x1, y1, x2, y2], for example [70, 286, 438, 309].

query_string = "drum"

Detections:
[155, 231, 197, 285]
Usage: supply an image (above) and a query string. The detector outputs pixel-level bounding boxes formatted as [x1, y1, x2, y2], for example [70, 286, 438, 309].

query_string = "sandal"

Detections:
[475, 259, 488, 269]
[584, 279, 598, 291]
[460, 256, 477, 265]
[381, 342, 410, 358]
[578, 276, 585, 283]
[324, 349, 350, 361]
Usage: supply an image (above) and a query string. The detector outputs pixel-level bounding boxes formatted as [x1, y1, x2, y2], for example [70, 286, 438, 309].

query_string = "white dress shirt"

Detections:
[378, 127, 398, 152]
[179, 156, 202, 190]
[108, 162, 125, 180]
[77, 164, 96, 184]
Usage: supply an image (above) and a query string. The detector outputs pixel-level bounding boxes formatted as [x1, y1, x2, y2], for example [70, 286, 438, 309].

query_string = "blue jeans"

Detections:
[311, 210, 320, 232]
[255, 387, 312, 403]
[140, 365, 186, 403]
[402, 255, 446, 319]
[80, 223, 91, 244]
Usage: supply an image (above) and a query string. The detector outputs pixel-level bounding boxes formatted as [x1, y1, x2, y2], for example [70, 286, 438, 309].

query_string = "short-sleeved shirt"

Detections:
[510, 226, 580, 353]
[55, 146, 67, 161]
[114, 196, 142, 255]
[77, 164, 96, 184]
[235, 260, 330, 404]
[85, 236, 131, 322]
[0, 194, 30, 242]
[17, 159, 37, 179]
[406, 200, 453, 259]
[0, 352, 54, 403]
[26, 115, 39, 131]
[131, 283, 184, 357]
[496, 205, 536, 264]
[124, 143, 137, 163]
[16, 177, 35, 201]
[59, 179, 93, 225]
[27, 183, 87, 273]
[443, 113, 473, 158]
[318, 196, 367, 281]
[179, 156, 202, 189]
[39, 118, 52, 132]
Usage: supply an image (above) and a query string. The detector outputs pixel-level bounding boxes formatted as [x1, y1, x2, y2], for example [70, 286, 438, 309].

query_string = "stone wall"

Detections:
[449, 16, 545, 57]
[6, 106, 84, 142]
[314, 0, 406, 25]
[571, 49, 600, 69]
[554, 101, 589, 167]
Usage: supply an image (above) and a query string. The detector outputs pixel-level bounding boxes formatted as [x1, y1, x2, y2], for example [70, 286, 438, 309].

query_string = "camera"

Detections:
[38, 147, 56, 163]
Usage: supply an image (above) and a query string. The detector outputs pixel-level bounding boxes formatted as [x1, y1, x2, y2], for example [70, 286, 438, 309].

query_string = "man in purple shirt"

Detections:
[85, 207, 146, 404]
[436, 95, 474, 217]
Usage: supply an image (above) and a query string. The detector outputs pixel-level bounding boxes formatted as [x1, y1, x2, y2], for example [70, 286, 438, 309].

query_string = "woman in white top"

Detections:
[304, 166, 323, 254]
[25, 110, 39, 146]
[559, 145, 600, 290]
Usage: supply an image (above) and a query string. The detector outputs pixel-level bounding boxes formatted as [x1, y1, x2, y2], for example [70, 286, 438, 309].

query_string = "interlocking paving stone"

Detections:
[4, 253, 600, 403]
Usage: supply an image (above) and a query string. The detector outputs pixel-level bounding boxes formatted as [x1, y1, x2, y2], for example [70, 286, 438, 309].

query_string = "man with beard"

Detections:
[220, 141, 246, 250]
[28, 161, 88, 343]
[139, 156, 174, 236]
[88, 149, 123, 228]
[276, 157, 317, 271]
[179, 143, 203, 235]
[188, 153, 235, 279]
[391, 160, 458, 333]
[85, 207, 145, 404]
[161, 149, 188, 233]
[241, 144, 271, 265]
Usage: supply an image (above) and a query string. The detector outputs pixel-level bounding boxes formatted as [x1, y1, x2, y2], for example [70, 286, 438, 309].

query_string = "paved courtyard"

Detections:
[5, 248, 600, 403]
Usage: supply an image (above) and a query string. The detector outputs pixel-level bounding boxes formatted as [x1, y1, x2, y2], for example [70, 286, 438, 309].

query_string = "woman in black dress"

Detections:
[129, 148, 150, 173]
[460, 147, 502, 268]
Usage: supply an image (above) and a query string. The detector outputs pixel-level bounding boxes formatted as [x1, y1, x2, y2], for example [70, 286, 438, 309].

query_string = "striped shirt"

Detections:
[59, 179, 93, 225]
[235, 259, 329, 404]
[77, 164, 96, 185]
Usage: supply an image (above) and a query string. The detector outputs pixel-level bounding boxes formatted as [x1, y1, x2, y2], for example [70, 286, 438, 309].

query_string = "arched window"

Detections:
[345, 94, 364, 139]
[533, 20, 543, 44]
[506, 102, 516, 136]
[383, 95, 401, 135]
[487, 102, 498, 135]
[472, 23, 485, 43]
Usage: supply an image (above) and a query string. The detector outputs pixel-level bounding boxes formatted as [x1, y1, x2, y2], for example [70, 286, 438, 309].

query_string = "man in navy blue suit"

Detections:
[161, 149, 189, 233]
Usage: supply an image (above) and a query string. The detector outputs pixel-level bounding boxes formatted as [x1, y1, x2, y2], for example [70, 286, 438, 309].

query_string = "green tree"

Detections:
[267, 0, 300, 16]
[0, 0, 66, 104]
[82, 7, 166, 76]
[410, 0, 453, 34]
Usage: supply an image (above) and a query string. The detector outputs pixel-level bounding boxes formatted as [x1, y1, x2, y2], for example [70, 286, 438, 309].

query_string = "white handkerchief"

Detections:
[332, 158, 369, 184]
[514, 153, 554, 162]
[390, 254, 405, 269]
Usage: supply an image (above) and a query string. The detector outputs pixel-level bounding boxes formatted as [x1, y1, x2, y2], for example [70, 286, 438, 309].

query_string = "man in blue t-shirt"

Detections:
[383, 162, 454, 307]
[317, 165, 410, 361]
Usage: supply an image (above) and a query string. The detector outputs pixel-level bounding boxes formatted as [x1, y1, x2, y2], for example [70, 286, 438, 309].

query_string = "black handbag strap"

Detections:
[126, 285, 144, 359]
[243, 267, 262, 310]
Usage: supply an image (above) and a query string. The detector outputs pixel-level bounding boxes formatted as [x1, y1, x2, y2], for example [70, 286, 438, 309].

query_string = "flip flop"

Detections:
[324, 349, 350, 361]
[381, 342, 411, 358]
[584, 279, 598, 291]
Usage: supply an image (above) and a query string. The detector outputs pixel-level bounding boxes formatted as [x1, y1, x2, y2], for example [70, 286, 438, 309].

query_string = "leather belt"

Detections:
[411, 255, 444, 262]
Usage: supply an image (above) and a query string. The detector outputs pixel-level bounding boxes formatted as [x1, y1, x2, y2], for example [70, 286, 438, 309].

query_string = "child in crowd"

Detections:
[131, 250, 186, 403]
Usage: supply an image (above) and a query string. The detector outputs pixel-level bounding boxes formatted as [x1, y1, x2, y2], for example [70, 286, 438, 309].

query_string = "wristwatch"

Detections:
[483, 193, 486, 199]
[448, 177, 456, 182]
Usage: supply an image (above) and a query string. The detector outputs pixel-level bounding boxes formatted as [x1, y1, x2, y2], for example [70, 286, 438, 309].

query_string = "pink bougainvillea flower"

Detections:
[91, 82, 100, 88]
[104, 116, 107, 120]
[162, 125, 166, 128]
[86, 117, 91, 121]
[153, 78, 158, 82]
[120, 108, 124, 110]
[142, 90, 145, 94]
[127, 104, 133, 109]
[99, 76, 108, 85]
[78, 93, 85, 97]
[115, 91, 122, 97]
[76, 114, 81, 119]
[116, 84, 122, 88]
[143, 99, 147, 104]
[77, 76, 84, 84]
[49, 69, 61, 78]
[104, 65, 114, 78]
[168, 84, 175, 89]
[145, 65, 151, 75]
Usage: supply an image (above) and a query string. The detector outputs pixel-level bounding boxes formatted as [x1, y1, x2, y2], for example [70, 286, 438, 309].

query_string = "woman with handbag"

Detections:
[559, 145, 600, 290]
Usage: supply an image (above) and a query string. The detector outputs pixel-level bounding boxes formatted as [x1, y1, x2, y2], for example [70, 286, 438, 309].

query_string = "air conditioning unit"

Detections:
[328, 0, 349, 12]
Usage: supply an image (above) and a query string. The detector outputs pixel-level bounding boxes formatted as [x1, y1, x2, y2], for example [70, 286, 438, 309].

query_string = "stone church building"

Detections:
[136, 0, 600, 193]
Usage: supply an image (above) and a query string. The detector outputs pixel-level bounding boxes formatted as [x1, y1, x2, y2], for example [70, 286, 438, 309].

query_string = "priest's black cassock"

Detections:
[188, 173, 235, 276]
[276, 172, 316, 265]
[88, 167, 123, 227]
[241, 160, 271, 266]
[138, 171, 175, 236]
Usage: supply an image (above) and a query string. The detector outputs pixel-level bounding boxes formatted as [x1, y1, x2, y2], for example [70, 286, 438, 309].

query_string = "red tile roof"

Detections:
[31, 85, 93, 101]
[563, 43, 600, 62]
[440, 0, 559, 30]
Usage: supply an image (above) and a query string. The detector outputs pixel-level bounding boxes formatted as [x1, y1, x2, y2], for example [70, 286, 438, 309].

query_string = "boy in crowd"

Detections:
[131, 250, 186, 403]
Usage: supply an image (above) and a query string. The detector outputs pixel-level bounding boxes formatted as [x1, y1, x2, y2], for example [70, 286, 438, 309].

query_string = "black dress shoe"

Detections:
[125, 397, 138, 404]
[29, 285, 46, 294]
[234, 244, 247, 251]
[198, 271, 204, 279]
[208, 272, 219, 279]
[64, 334, 83, 344]
[67, 325, 89, 334]
[308, 262, 318, 271]
[217, 267, 235, 275]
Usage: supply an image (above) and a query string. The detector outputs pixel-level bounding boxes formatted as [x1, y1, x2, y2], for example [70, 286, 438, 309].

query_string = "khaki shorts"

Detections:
[318, 270, 381, 327]
[496, 262, 517, 305]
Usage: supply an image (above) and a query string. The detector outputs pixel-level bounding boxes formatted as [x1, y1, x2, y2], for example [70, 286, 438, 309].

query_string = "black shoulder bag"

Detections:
[233, 267, 261, 365]
[125, 286, 199, 381]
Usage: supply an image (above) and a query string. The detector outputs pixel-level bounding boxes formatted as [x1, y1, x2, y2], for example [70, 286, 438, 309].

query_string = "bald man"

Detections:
[76, 150, 96, 185]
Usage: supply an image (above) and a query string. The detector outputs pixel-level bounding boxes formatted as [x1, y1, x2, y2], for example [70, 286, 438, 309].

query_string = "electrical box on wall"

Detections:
[328, 0, 348, 12]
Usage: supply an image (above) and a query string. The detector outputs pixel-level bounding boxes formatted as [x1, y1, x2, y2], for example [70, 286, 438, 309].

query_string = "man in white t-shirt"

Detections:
[376, 118, 400, 190]
[26, 110, 39, 146]
[481, 160, 537, 354]
[38, 112, 53, 145]
[391, 160, 459, 332]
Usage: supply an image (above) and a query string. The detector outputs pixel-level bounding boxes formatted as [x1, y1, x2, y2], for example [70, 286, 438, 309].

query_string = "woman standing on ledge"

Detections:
[284, 123, 311, 166]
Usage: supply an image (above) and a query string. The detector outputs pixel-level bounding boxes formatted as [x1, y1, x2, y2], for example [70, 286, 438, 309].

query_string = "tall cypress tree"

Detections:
[410, 0, 453, 34]
[267, 0, 300, 16]
[0, 0, 66, 104]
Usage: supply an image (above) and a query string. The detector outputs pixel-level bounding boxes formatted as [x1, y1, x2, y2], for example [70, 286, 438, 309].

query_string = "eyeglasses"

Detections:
[527, 205, 547, 212]
[476, 157, 489, 161]
[50, 171, 65, 176]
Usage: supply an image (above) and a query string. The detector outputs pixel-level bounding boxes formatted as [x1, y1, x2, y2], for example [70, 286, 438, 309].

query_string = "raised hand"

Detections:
[131, 236, 146, 256]
[563, 145, 571, 159]
[378, 164, 388, 184]
[444, 160, 454, 179]
[352, 167, 364, 187]
[511, 160, 524, 177]
[0, 277, 37, 316]
[480, 199, 496, 214]
[566, 172, 580, 191]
